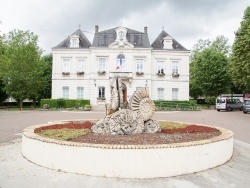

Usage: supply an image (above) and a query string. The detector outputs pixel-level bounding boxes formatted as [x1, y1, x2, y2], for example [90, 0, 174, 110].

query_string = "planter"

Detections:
[22, 120, 233, 179]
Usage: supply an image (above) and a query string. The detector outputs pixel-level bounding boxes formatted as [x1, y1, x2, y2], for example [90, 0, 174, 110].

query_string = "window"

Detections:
[73, 39, 77, 47]
[62, 86, 69, 99]
[157, 61, 165, 75]
[172, 88, 179, 100]
[158, 88, 164, 100]
[136, 59, 144, 74]
[77, 87, 84, 99]
[98, 86, 105, 98]
[77, 58, 84, 74]
[98, 58, 106, 72]
[116, 54, 125, 71]
[172, 61, 179, 75]
[163, 36, 173, 49]
[70, 36, 79, 48]
[62, 58, 70, 74]
[245, 100, 250, 105]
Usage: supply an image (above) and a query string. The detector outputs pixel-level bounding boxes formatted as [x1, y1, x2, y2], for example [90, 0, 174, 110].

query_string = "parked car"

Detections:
[216, 97, 243, 111]
[243, 99, 250, 114]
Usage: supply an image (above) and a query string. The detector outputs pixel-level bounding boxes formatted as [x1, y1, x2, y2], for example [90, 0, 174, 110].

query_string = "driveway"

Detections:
[0, 110, 250, 188]
[0, 109, 249, 143]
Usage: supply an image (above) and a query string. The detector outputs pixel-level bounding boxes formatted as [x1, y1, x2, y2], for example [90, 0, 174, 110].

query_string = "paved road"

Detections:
[0, 110, 250, 188]
[0, 109, 250, 143]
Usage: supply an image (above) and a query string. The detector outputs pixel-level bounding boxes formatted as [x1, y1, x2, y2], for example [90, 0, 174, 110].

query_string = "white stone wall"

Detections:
[22, 124, 234, 179]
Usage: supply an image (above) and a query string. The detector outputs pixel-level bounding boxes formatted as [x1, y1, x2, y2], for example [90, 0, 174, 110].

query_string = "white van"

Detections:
[216, 97, 243, 111]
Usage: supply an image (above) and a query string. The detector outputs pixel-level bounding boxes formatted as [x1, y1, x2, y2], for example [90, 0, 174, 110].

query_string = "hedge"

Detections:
[153, 100, 199, 111]
[40, 99, 90, 109]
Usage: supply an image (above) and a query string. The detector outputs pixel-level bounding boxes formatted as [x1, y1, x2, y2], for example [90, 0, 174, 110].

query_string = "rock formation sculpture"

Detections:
[91, 77, 161, 135]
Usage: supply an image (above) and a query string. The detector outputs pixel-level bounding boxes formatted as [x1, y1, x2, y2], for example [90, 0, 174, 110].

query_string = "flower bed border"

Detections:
[22, 119, 233, 178]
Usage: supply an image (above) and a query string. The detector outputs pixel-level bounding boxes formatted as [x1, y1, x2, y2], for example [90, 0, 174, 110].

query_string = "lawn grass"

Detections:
[37, 121, 188, 141]
[159, 121, 187, 129]
[38, 128, 89, 141]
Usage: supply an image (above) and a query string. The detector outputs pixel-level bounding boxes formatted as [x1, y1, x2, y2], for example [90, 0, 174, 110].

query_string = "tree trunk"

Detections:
[19, 100, 23, 111]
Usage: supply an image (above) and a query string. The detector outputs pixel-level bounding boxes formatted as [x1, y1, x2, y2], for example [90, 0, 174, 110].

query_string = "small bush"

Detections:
[205, 96, 216, 105]
[40, 99, 90, 109]
[57, 98, 65, 108]
[85, 104, 91, 108]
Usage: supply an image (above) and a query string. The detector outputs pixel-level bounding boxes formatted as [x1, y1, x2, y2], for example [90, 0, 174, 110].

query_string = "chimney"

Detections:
[95, 25, 99, 33]
[144, 26, 148, 34]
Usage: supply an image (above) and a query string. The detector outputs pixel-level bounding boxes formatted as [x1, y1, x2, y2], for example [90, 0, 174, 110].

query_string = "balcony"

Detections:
[136, 72, 144, 75]
[157, 69, 165, 76]
[172, 73, 180, 77]
[157, 72, 165, 76]
[98, 70, 106, 75]
[109, 72, 133, 80]
[62, 72, 70, 75]
[77, 72, 84, 75]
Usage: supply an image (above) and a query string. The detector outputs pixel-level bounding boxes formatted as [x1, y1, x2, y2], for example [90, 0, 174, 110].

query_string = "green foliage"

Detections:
[154, 100, 197, 106]
[230, 6, 250, 92]
[154, 100, 198, 111]
[57, 98, 65, 108]
[159, 121, 187, 129]
[38, 128, 88, 141]
[84, 104, 91, 108]
[0, 30, 46, 108]
[0, 80, 8, 104]
[190, 36, 231, 97]
[40, 54, 52, 99]
[40, 99, 90, 109]
[205, 96, 217, 105]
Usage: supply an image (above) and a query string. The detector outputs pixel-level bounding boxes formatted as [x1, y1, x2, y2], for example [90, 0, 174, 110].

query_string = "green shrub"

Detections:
[154, 100, 197, 107]
[40, 99, 90, 109]
[85, 104, 91, 108]
[205, 96, 216, 105]
[153, 100, 199, 111]
[57, 98, 65, 108]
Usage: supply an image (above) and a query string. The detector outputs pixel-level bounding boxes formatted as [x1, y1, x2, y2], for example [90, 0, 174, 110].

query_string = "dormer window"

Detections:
[115, 27, 127, 41]
[70, 34, 79, 48]
[162, 36, 173, 49]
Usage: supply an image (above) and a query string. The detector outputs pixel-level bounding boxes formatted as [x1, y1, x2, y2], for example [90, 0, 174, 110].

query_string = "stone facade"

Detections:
[52, 26, 190, 108]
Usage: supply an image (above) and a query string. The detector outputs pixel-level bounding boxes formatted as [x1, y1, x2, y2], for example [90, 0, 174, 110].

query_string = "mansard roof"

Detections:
[53, 29, 91, 49]
[91, 27, 151, 48]
[151, 30, 187, 51]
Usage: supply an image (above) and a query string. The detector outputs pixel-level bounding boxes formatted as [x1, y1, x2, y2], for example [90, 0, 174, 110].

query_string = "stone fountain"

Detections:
[92, 77, 160, 135]
[22, 76, 233, 178]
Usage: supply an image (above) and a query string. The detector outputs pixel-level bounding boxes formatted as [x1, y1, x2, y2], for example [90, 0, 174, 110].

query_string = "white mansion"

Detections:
[52, 25, 190, 108]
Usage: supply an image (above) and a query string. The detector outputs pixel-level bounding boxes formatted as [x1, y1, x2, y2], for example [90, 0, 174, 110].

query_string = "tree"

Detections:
[190, 36, 231, 98]
[0, 29, 8, 104]
[40, 53, 52, 99]
[0, 30, 46, 110]
[0, 80, 8, 104]
[230, 6, 250, 92]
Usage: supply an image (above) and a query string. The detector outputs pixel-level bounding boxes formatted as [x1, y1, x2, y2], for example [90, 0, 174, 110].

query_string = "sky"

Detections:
[0, 0, 249, 55]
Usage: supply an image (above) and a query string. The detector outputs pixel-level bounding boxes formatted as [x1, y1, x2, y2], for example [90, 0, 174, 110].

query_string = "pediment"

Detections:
[163, 36, 173, 40]
[70, 34, 79, 39]
[108, 40, 134, 49]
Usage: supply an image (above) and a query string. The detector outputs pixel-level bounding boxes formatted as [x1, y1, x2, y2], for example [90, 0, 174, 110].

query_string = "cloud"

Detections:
[0, 0, 249, 54]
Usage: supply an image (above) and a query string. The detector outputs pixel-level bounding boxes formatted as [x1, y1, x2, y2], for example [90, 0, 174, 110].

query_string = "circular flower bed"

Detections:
[23, 120, 233, 179]
[34, 120, 221, 145]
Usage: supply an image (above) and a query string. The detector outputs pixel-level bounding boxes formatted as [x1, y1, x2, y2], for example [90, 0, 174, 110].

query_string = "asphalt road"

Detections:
[0, 109, 249, 143]
[0, 109, 250, 188]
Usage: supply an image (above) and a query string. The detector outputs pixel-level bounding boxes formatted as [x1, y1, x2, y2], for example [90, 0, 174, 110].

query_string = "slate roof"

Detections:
[151, 30, 188, 51]
[91, 27, 151, 48]
[53, 29, 91, 49]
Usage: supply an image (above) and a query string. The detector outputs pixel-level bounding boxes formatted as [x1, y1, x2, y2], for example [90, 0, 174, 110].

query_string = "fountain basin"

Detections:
[22, 120, 233, 179]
